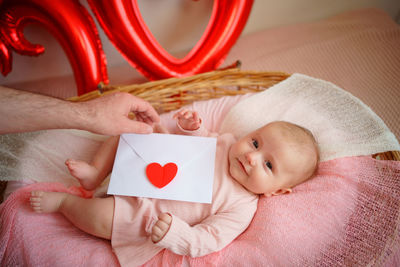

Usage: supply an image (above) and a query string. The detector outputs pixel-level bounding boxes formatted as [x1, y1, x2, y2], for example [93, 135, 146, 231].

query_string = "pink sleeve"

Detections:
[155, 202, 257, 257]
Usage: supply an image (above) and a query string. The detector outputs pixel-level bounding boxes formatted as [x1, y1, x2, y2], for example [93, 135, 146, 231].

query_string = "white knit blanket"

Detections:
[220, 73, 400, 162]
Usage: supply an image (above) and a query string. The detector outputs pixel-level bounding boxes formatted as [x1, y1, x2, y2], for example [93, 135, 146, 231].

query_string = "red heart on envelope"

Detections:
[146, 162, 178, 188]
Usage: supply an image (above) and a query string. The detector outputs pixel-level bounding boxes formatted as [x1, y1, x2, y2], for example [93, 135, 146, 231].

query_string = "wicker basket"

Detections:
[69, 68, 289, 113]
[1, 68, 399, 203]
[69, 67, 399, 161]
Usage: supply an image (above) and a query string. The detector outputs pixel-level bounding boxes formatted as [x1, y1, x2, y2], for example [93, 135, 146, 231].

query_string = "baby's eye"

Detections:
[265, 161, 272, 170]
[252, 139, 259, 149]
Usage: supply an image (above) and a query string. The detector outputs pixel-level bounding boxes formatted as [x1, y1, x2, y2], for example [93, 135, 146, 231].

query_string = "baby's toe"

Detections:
[31, 190, 44, 197]
[29, 193, 43, 213]
[30, 200, 41, 206]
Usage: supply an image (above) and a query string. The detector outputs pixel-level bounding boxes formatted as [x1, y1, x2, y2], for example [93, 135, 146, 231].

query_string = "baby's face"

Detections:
[228, 122, 316, 196]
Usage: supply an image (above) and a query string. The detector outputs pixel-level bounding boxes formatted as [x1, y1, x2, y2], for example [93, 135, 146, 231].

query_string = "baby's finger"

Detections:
[152, 224, 160, 234]
[158, 213, 172, 224]
[151, 226, 162, 242]
[192, 111, 199, 122]
[192, 121, 201, 128]
[155, 220, 169, 232]
[151, 220, 169, 242]
[173, 109, 186, 119]
[183, 110, 192, 119]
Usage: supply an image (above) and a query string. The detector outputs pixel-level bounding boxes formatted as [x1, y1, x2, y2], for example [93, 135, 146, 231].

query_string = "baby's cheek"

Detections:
[227, 156, 238, 176]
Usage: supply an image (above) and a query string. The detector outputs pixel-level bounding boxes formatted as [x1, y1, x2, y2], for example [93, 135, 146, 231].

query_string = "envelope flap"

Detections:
[121, 133, 216, 166]
[110, 133, 217, 203]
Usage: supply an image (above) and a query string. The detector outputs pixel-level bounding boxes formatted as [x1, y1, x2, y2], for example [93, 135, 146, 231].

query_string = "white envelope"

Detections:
[107, 133, 217, 203]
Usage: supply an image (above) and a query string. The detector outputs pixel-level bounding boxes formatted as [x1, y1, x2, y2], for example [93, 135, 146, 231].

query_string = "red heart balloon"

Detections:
[88, 0, 254, 80]
[146, 162, 178, 189]
[0, 0, 108, 95]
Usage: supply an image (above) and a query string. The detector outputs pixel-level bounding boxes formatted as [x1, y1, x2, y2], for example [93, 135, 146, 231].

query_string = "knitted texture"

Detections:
[2, 156, 400, 266]
[220, 73, 400, 162]
[0, 129, 104, 183]
[0, 183, 119, 267]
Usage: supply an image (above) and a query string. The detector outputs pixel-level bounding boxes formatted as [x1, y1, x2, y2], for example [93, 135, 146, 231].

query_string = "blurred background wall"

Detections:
[1, 0, 399, 86]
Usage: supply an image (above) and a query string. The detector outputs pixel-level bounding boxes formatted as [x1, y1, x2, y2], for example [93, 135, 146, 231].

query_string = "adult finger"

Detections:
[120, 120, 154, 134]
[136, 112, 158, 124]
[129, 96, 160, 124]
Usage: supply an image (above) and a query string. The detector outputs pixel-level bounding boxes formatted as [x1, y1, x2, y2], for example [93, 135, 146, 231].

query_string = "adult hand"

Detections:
[79, 92, 160, 135]
[0, 87, 159, 135]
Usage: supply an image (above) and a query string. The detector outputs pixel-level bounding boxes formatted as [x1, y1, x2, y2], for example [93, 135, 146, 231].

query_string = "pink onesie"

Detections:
[111, 125, 259, 266]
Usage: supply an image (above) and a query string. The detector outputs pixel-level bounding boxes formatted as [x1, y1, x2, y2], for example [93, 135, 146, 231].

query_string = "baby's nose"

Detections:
[245, 152, 258, 166]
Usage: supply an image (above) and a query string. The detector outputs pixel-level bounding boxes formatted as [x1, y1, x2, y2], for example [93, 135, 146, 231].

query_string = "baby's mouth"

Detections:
[237, 158, 248, 175]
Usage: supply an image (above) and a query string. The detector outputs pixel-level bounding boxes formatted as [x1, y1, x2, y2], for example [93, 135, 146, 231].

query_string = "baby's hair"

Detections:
[271, 121, 320, 182]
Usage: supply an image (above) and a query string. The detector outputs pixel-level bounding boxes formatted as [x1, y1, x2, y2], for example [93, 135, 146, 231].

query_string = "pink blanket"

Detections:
[2, 156, 400, 266]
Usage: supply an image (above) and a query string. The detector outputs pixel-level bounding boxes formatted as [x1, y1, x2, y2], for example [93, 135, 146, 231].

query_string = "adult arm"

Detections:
[0, 86, 159, 135]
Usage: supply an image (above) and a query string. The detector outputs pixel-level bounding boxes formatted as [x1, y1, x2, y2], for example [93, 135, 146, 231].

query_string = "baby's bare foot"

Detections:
[30, 191, 67, 213]
[65, 159, 99, 190]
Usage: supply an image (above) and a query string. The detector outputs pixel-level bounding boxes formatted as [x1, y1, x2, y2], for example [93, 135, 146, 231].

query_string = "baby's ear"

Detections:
[264, 188, 292, 197]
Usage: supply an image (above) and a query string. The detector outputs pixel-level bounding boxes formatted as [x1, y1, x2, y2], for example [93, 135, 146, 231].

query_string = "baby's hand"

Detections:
[173, 109, 201, 131]
[151, 213, 172, 243]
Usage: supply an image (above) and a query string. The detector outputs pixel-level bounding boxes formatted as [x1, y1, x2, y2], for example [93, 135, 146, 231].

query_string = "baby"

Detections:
[30, 109, 319, 266]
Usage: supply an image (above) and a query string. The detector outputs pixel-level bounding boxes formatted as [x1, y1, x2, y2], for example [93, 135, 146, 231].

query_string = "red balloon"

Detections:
[0, 0, 108, 95]
[88, 0, 254, 80]
[0, 38, 12, 76]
